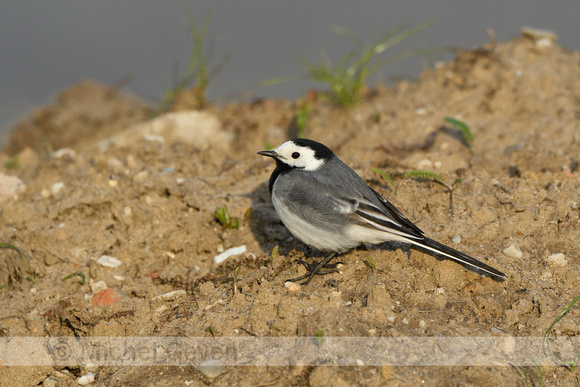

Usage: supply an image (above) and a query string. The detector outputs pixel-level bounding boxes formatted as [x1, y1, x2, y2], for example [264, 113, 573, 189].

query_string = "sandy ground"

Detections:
[1, 36, 579, 385]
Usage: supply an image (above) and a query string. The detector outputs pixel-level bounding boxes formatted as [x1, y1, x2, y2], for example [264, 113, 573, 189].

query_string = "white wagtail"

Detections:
[258, 138, 506, 285]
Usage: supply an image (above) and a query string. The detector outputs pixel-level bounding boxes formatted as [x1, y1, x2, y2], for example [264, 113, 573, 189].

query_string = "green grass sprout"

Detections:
[62, 271, 86, 286]
[300, 21, 436, 107]
[371, 168, 395, 191]
[215, 205, 239, 229]
[367, 256, 376, 272]
[0, 243, 23, 262]
[314, 329, 325, 347]
[156, 10, 231, 113]
[524, 354, 544, 386]
[294, 100, 312, 138]
[405, 170, 459, 215]
[404, 170, 446, 185]
[5, 155, 19, 170]
[445, 117, 474, 143]
[269, 245, 279, 266]
[544, 293, 580, 370]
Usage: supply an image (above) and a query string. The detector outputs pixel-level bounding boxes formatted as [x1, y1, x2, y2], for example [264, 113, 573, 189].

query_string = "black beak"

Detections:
[257, 150, 278, 159]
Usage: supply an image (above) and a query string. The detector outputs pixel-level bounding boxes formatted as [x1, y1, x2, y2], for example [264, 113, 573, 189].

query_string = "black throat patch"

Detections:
[268, 158, 292, 194]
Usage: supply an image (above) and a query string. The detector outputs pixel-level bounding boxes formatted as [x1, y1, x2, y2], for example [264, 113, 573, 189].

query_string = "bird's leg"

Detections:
[287, 252, 338, 285]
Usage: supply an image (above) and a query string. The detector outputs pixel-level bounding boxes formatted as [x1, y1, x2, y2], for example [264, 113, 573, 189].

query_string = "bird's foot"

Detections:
[286, 253, 340, 285]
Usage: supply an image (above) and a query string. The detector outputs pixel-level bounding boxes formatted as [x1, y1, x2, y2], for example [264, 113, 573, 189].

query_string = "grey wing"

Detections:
[331, 187, 425, 241]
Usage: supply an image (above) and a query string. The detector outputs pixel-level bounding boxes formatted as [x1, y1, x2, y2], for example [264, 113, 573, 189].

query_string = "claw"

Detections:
[286, 252, 338, 285]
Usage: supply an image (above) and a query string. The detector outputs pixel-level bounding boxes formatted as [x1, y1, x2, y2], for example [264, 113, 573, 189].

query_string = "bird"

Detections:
[258, 138, 506, 285]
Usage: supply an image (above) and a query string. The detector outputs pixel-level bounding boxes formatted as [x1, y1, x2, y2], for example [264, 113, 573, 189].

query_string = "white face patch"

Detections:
[273, 140, 326, 171]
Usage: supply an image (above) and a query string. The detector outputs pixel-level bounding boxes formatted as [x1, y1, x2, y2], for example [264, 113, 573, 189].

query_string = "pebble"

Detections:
[388, 316, 395, 323]
[90, 280, 108, 293]
[503, 244, 523, 259]
[402, 318, 409, 325]
[50, 182, 66, 197]
[451, 235, 461, 244]
[144, 134, 165, 143]
[214, 245, 246, 264]
[92, 288, 122, 307]
[198, 358, 222, 379]
[96, 255, 121, 268]
[152, 289, 187, 303]
[417, 159, 433, 169]
[520, 26, 557, 42]
[77, 372, 95, 385]
[419, 320, 427, 329]
[42, 376, 59, 387]
[356, 359, 365, 366]
[546, 253, 567, 267]
[52, 148, 77, 160]
[113, 275, 125, 281]
[284, 281, 301, 292]
[133, 170, 149, 182]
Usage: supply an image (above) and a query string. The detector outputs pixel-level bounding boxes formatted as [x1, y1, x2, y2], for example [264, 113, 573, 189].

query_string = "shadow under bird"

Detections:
[258, 138, 506, 285]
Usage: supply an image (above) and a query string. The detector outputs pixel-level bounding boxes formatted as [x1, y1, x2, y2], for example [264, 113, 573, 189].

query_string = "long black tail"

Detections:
[406, 236, 507, 279]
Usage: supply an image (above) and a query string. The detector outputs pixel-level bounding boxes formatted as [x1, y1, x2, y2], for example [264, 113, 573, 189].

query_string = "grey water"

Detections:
[2, 1, 579, 146]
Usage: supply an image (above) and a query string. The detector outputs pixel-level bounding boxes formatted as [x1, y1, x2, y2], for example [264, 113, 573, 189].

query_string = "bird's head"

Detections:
[258, 139, 334, 171]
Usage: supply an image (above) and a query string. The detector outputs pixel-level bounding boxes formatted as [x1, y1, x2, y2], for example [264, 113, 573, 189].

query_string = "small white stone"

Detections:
[414, 107, 427, 115]
[368, 328, 377, 335]
[84, 363, 98, 373]
[108, 179, 118, 187]
[435, 287, 445, 294]
[165, 251, 176, 259]
[402, 318, 409, 325]
[176, 178, 186, 185]
[388, 316, 395, 323]
[41, 189, 51, 198]
[144, 134, 165, 143]
[50, 182, 66, 197]
[451, 235, 461, 244]
[356, 359, 365, 366]
[520, 26, 557, 42]
[419, 320, 427, 329]
[546, 253, 567, 267]
[284, 281, 301, 292]
[214, 245, 246, 264]
[77, 372, 95, 385]
[503, 244, 523, 259]
[133, 170, 149, 182]
[113, 275, 125, 281]
[433, 161, 442, 169]
[198, 359, 222, 379]
[417, 159, 433, 169]
[152, 289, 187, 303]
[52, 148, 77, 160]
[216, 244, 224, 254]
[90, 280, 108, 293]
[96, 255, 122, 268]
[107, 157, 123, 169]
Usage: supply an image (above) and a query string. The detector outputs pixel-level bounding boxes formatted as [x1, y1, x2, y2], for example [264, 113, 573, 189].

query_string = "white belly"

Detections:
[272, 194, 408, 253]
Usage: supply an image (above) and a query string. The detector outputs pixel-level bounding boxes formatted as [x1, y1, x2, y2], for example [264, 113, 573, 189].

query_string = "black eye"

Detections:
[291, 152, 300, 159]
